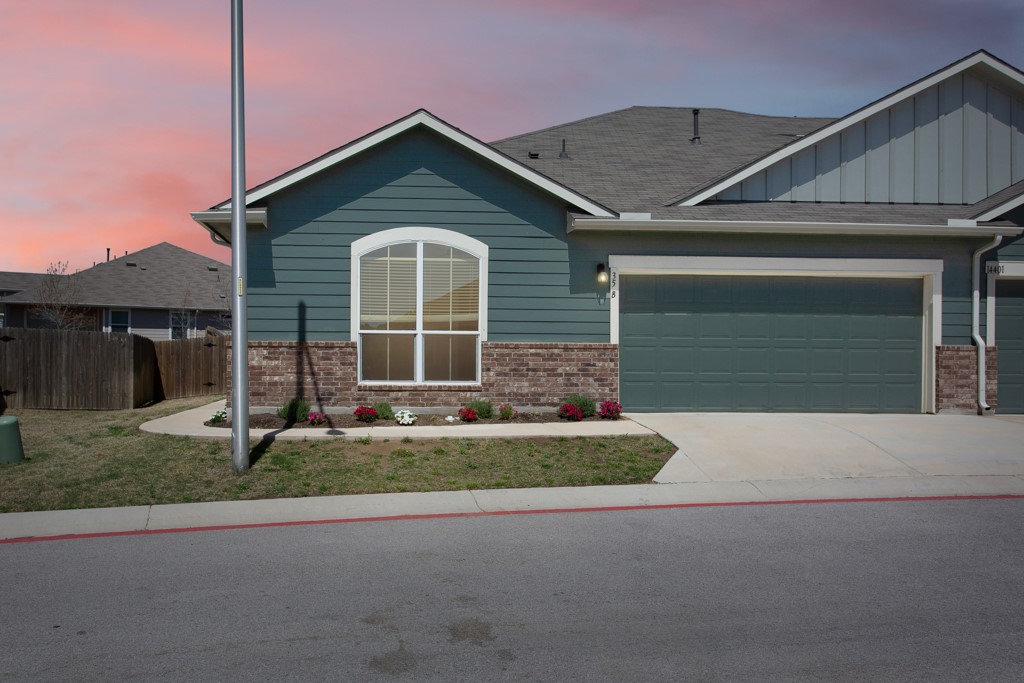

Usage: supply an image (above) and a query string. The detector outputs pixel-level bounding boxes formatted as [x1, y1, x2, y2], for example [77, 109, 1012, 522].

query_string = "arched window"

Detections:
[352, 228, 487, 384]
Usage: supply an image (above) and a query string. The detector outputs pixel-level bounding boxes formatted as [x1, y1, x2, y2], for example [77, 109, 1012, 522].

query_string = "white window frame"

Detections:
[351, 227, 488, 385]
[609, 255, 944, 414]
[170, 309, 195, 339]
[108, 308, 131, 334]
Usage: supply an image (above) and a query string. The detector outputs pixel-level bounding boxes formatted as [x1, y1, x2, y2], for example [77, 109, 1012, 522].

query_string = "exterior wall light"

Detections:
[596, 262, 609, 284]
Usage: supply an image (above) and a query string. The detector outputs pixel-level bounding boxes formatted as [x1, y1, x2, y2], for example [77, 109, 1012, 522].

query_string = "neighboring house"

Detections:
[0, 272, 47, 328]
[193, 50, 1024, 414]
[2, 243, 231, 341]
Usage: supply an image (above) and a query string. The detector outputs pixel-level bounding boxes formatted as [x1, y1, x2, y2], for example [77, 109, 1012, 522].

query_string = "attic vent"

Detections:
[207, 266, 219, 271]
[528, 151, 540, 159]
[125, 261, 137, 267]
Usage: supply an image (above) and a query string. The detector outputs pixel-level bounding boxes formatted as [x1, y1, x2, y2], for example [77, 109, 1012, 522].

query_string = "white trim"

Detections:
[215, 111, 613, 218]
[570, 217, 1024, 238]
[608, 255, 944, 413]
[351, 227, 488, 385]
[975, 192, 1024, 222]
[986, 261, 1024, 343]
[678, 52, 1024, 207]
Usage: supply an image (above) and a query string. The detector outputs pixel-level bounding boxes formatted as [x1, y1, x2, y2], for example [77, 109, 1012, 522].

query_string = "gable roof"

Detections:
[197, 109, 614, 232]
[3, 243, 230, 311]
[491, 107, 834, 211]
[675, 50, 1024, 207]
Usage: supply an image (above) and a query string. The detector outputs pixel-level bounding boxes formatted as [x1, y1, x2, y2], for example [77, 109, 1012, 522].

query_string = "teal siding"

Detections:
[715, 71, 1024, 204]
[248, 128, 608, 343]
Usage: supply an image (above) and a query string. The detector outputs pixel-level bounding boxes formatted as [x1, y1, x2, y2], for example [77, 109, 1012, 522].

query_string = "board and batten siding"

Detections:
[716, 71, 1024, 205]
[246, 128, 609, 343]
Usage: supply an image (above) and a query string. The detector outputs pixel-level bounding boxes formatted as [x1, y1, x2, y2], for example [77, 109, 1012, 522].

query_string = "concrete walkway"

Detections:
[3, 404, 1023, 542]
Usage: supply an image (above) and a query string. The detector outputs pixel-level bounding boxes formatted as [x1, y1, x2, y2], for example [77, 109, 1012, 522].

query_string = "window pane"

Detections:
[360, 244, 416, 331]
[424, 334, 478, 382]
[423, 244, 478, 331]
[360, 334, 415, 382]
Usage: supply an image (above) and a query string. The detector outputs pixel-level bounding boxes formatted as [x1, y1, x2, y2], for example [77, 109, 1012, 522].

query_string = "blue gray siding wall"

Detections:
[247, 128, 608, 343]
[716, 70, 1024, 204]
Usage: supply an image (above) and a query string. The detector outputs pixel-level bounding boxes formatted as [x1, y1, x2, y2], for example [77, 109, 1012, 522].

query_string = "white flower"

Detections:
[395, 410, 417, 426]
[445, 415, 456, 423]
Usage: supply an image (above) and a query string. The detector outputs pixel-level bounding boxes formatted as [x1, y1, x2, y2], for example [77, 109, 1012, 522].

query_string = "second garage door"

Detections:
[995, 279, 1024, 413]
[620, 275, 923, 412]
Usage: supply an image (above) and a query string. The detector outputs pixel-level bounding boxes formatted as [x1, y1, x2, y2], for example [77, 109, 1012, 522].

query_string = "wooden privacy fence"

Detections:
[153, 335, 227, 400]
[0, 328, 226, 410]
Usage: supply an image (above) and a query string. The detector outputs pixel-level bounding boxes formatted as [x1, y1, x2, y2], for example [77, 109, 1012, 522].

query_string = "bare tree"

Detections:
[29, 261, 94, 330]
[171, 284, 195, 339]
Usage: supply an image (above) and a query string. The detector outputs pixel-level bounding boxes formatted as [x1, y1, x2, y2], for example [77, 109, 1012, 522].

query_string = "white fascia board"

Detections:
[678, 52, 1023, 207]
[569, 217, 1024, 237]
[974, 192, 1024, 222]
[216, 111, 614, 218]
[191, 209, 268, 246]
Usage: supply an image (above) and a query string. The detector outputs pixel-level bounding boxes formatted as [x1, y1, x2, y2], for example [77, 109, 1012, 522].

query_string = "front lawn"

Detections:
[0, 396, 674, 513]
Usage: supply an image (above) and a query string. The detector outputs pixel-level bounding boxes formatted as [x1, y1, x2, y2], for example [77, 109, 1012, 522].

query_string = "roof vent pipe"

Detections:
[691, 109, 701, 145]
[559, 139, 570, 159]
[106, 248, 110, 262]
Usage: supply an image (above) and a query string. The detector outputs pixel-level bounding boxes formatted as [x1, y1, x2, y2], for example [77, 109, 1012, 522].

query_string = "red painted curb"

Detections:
[2, 494, 1022, 545]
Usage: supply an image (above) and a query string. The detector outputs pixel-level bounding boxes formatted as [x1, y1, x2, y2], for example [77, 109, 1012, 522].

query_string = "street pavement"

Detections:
[2, 498, 1022, 681]
[2, 402, 1023, 542]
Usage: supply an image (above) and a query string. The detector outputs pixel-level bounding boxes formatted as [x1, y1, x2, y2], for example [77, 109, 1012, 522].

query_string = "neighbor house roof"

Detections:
[0, 272, 48, 296]
[3, 242, 230, 311]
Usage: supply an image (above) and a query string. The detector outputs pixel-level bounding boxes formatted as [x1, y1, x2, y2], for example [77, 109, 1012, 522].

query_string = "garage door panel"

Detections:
[996, 279, 1024, 413]
[620, 274, 923, 412]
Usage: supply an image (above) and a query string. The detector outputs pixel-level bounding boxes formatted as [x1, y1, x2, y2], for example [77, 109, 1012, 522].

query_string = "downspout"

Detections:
[972, 235, 1002, 412]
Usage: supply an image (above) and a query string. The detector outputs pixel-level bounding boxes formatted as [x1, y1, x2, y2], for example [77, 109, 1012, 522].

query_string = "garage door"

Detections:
[620, 275, 923, 412]
[995, 279, 1024, 413]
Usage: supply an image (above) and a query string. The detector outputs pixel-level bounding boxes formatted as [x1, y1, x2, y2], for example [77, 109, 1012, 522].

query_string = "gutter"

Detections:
[972, 235, 1003, 412]
[190, 209, 269, 246]
[569, 216, 1023, 238]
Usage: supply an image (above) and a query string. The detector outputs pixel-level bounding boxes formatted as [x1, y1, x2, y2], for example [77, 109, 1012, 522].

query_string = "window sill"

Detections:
[357, 383, 483, 392]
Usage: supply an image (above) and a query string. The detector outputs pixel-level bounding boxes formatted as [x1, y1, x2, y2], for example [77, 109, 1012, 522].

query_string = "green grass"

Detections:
[0, 396, 675, 513]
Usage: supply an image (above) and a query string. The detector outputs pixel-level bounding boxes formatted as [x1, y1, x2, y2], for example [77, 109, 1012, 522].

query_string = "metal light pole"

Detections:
[230, 0, 250, 472]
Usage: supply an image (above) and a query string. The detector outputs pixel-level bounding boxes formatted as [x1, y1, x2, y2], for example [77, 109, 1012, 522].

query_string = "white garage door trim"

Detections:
[609, 256, 944, 414]
[986, 261, 1024, 344]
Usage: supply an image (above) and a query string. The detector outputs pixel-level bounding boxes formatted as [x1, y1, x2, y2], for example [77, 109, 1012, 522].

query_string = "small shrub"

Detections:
[599, 401, 623, 420]
[354, 405, 379, 423]
[209, 409, 227, 424]
[307, 410, 328, 426]
[498, 403, 518, 420]
[467, 399, 493, 419]
[458, 407, 479, 422]
[558, 403, 584, 422]
[562, 393, 596, 418]
[277, 397, 311, 422]
[373, 401, 395, 421]
[395, 409, 417, 426]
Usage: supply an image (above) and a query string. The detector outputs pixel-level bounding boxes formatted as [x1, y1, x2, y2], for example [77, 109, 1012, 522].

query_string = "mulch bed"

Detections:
[207, 411, 624, 430]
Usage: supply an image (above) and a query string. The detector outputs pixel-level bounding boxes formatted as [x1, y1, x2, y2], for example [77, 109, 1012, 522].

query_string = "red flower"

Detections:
[558, 403, 584, 422]
[458, 407, 478, 422]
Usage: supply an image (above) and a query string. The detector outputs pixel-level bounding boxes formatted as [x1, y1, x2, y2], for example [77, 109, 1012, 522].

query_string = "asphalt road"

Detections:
[2, 498, 1022, 682]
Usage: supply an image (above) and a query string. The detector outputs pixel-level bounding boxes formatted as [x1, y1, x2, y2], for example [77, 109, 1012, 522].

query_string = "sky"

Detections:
[2, 0, 1022, 272]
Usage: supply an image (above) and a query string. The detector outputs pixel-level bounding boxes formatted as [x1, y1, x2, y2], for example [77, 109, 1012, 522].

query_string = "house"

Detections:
[1, 243, 231, 341]
[192, 50, 1024, 414]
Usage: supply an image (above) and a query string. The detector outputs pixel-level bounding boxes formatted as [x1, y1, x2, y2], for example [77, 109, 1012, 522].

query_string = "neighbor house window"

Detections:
[353, 228, 487, 384]
[171, 310, 194, 339]
[109, 309, 130, 334]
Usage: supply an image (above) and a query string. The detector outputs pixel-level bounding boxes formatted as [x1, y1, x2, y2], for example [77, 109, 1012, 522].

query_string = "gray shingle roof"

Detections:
[3, 242, 230, 311]
[491, 106, 835, 212]
[0, 272, 47, 296]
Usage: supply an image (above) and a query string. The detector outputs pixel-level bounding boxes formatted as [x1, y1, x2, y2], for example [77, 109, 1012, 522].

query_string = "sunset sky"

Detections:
[2, 0, 1022, 272]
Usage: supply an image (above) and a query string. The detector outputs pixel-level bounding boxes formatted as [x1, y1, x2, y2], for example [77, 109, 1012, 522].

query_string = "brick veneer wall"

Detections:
[229, 341, 618, 409]
[936, 345, 998, 413]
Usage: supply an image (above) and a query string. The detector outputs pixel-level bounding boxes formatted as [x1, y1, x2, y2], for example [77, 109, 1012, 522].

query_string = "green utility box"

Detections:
[0, 415, 25, 464]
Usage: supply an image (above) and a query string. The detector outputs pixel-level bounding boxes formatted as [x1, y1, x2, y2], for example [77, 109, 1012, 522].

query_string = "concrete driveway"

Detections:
[630, 412, 1024, 496]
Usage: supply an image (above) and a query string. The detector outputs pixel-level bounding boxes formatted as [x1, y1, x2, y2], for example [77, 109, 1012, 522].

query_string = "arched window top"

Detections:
[352, 227, 488, 261]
